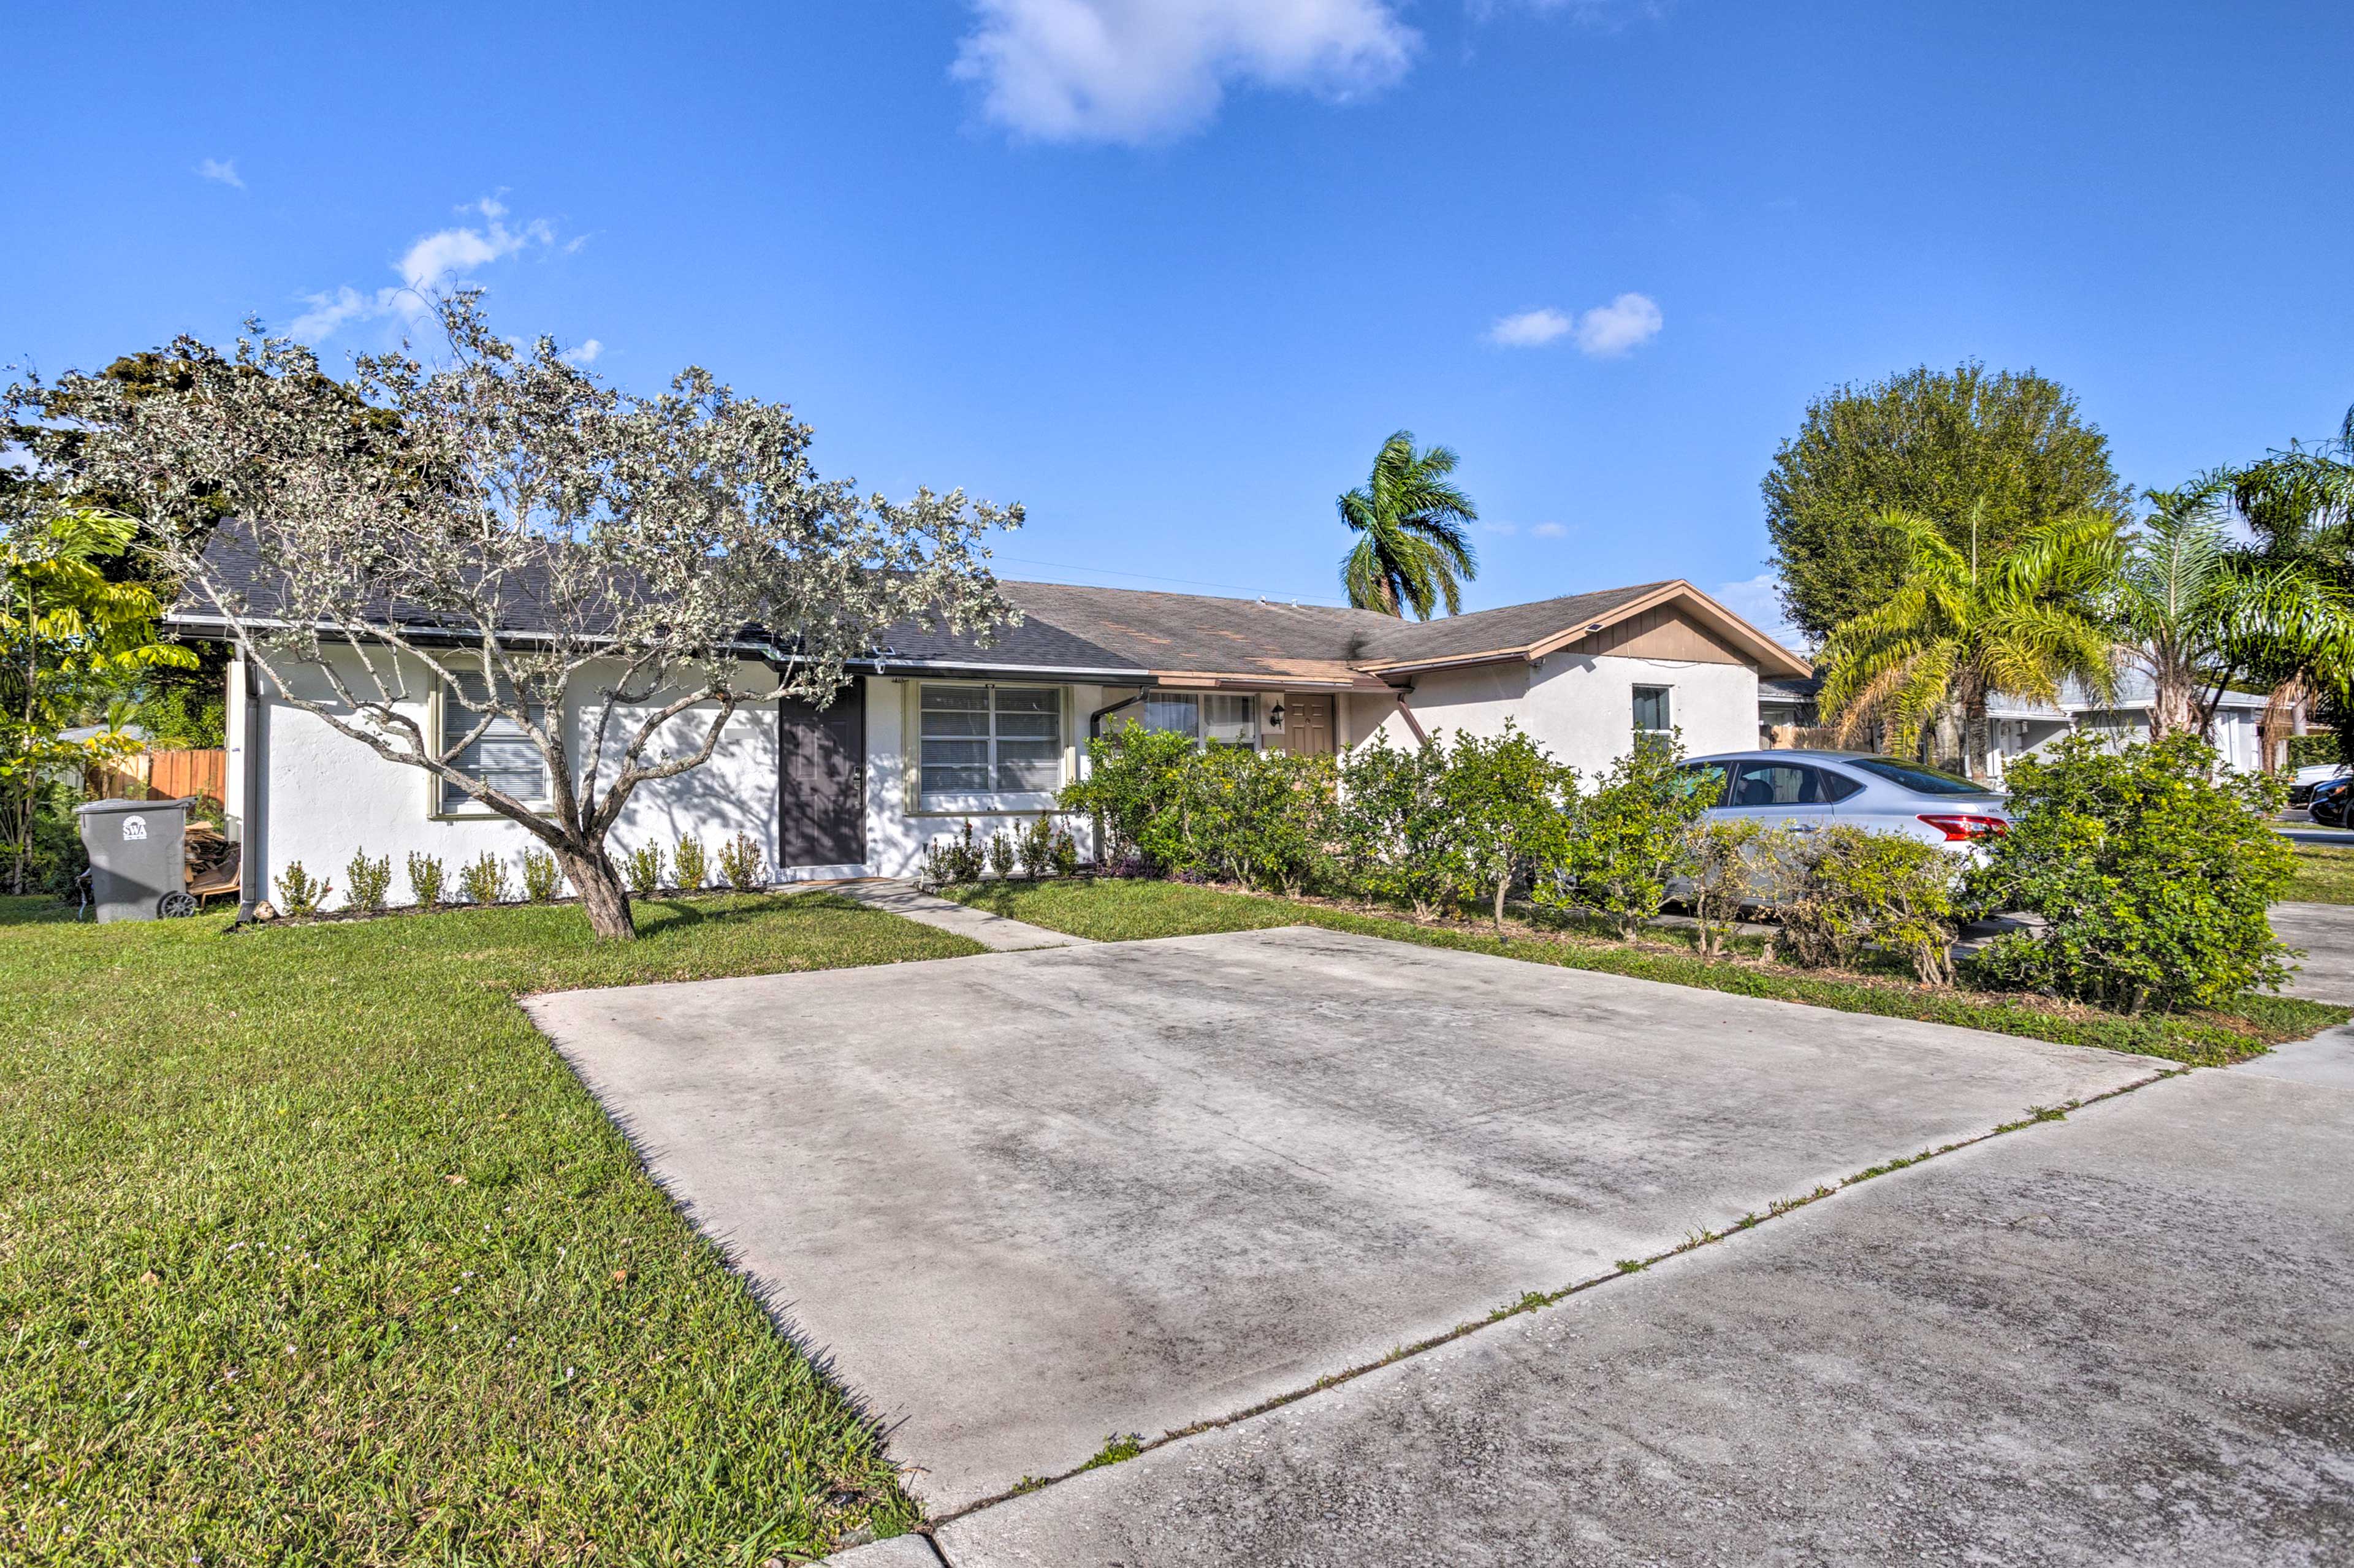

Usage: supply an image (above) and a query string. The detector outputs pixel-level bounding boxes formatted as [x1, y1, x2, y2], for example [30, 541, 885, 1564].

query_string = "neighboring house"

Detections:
[1986, 671, 2268, 778]
[168, 573, 1806, 894]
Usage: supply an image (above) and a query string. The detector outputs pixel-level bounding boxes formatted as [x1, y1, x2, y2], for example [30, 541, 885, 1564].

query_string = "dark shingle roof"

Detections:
[167, 523, 1798, 684]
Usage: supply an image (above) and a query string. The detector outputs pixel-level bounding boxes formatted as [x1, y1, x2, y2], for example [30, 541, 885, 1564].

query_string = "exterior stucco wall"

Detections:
[1353, 655, 1761, 776]
[253, 649, 783, 911]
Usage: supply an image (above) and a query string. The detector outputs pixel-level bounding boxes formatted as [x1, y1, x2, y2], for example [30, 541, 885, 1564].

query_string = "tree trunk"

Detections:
[1493, 869, 1509, 935]
[1964, 688, 1991, 783]
[560, 844, 637, 940]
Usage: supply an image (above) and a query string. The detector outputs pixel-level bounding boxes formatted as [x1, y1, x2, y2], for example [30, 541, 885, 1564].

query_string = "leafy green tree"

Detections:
[1338, 431, 1479, 619]
[1816, 506, 2119, 778]
[1183, 747, 1338, 895]
[2111, 480, 2354, 739]
[1965, 733, 2295, 1013]
[1062, 722, 1200, 872]
[2230, 408, 2354, 760]
[1764, 363, 2131, 641]
[1439, 723, 1575, 932]
[1543, 733, 1712, 940]
[1, 508, 199, 892]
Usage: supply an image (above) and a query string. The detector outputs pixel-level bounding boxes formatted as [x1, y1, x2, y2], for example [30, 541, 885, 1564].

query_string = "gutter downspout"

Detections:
[1084, 690, 1148, 866]
[1393, 682, 1429, 745]
[235, 657, 264, 926]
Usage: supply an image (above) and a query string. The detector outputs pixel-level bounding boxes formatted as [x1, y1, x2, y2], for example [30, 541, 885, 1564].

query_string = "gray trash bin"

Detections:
[77, 797, 198, 923]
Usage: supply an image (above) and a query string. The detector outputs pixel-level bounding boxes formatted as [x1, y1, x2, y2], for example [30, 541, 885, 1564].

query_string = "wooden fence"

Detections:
[85, 748, 228, 805]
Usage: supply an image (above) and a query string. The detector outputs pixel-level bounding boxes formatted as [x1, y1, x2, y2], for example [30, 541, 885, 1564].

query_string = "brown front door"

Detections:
[1281, 693, 1333, 755]
[780, 688, 867, 867]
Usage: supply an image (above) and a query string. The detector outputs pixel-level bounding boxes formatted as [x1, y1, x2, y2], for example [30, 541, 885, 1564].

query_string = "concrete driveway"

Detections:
[933, 1064, 2354, 1568]
[528, 926, 2162, 1511]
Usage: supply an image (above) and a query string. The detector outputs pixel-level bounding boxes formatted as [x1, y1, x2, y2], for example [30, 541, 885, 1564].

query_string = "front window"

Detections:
[441, 676, 549, 812]
[1632, 685, 1673, 736]
[1141, 692, 1259, 750]
[920, 684, 1063, 809]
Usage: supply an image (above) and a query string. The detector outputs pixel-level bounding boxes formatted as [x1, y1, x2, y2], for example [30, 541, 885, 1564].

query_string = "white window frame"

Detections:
[431, 676, 554, 819]
[913, 680, 1068, 815]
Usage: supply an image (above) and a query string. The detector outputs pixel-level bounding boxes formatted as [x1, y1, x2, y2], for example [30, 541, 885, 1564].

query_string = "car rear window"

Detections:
[1846, 758, 1993, 796]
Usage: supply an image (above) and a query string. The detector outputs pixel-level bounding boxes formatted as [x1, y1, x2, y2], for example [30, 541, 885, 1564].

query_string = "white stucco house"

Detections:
[169, 573, 1807, 907]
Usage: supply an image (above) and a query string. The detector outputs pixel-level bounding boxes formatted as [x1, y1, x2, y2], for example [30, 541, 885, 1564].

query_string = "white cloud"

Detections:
[953, 0, 1417, 143]
[1571, 292, 1662, 357]
[1529, 522, 1568, 539]
[1712, 571, 1804, 650]
[196, 157, 243, 189]
[289, 196, 558, 343]
[563, 339, 604, 365]
[1486, 307, 1572, 348]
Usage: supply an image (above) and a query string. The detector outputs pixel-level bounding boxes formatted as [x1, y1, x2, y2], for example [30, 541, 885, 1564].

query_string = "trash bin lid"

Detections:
[76, 796, 197, 816]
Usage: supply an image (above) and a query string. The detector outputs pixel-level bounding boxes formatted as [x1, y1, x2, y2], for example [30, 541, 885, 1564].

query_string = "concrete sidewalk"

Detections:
[2271, 900, 2354, 1003]
[928, 1066, 2354, 1567]
[823, 878, 1091, 951]
[530, 926, 2161, 1511]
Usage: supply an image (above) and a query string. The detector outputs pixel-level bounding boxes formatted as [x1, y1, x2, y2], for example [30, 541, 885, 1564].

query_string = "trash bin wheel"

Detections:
[158, 891, 199, 919]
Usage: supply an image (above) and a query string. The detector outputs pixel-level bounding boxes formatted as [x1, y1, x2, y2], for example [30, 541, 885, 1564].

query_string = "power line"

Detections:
[990, 554, 1351, 607]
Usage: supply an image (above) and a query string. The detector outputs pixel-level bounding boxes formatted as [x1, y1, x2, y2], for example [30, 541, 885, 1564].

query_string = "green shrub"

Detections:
[344, 850, 393, 915]
[520, 848, 564, 903]
[1061, 723, 1198, 872]
[672, 836, 707, 892]
[458, 851, 511, 907]
[1184, 747, 1339, 895]
[1544, 733, 1712, 939]
[984, 830, 1017, 879]
[1774, 826, 1957, 985]
[1682, 818, 1787, 958]
[273, 862, 331, 917]
[1440, 723, 1575, 930]
[405, 851, 446, 910]
[624, 842, 665, 898]
[717, 831, 766, 891]
[921, 821, 984, 886]
[1338, 736, 1478, 917]
[1016, 815, 1056, 879]
[1048, 823, 1082, 878]
[1964, 733, 2295, 1011]
[2288, 734, 2343, 771]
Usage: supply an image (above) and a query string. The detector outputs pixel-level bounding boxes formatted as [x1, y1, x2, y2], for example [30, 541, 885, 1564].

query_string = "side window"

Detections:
[1676, 761, 1729, 807]
[1727, 761, 1825, 807]
[1632, 685, 1672, 736]
[1819, 768, 1865, 803]
[441, 677, 549, 812]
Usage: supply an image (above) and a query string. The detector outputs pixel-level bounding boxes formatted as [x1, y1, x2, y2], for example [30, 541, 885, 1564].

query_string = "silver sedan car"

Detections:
[1678, 749, 2010, 850]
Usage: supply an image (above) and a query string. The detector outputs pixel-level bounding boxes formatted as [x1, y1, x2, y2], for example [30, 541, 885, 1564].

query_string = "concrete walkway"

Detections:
[530, 926, 2160, 1512]
[921, 1065, 2354, 1568]
[823, 878, 1091, 951]
[2271, 900, 2354, 1003]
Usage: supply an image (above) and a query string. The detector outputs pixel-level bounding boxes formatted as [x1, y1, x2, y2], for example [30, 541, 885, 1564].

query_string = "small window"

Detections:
[1819, 769, 1865, 803]
[1141, 692, 1259, 750]
[920, 684, 1064, 808]
[441, 676, 549, 812]
[1632, 685, 1672, 735]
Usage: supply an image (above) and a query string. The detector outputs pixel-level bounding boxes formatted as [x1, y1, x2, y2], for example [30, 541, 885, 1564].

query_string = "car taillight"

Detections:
[1919, 813, 2007, 842]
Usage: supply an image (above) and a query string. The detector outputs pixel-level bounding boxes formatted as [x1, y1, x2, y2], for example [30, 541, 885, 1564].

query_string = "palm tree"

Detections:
[2111, 479, 2354, 740]
[1338, 431, 1478, 618]
[1817, 503, 2120, 778]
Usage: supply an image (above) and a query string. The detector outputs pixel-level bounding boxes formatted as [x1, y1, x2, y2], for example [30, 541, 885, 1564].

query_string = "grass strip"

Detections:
[0, 891, 979, 1565]
[943, 878, 2345, 1066]
[2285, 842, 2354, 905]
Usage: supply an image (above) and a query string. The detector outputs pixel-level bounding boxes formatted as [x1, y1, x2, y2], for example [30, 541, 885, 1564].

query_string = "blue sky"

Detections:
[8, 1, 2352, 644]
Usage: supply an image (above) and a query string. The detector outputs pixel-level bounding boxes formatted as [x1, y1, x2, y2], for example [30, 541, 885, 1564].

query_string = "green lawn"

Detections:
[946, 878, 2346, 1067]
[0, 892, 980, 1566]
[2285, 842, 2354, 905]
